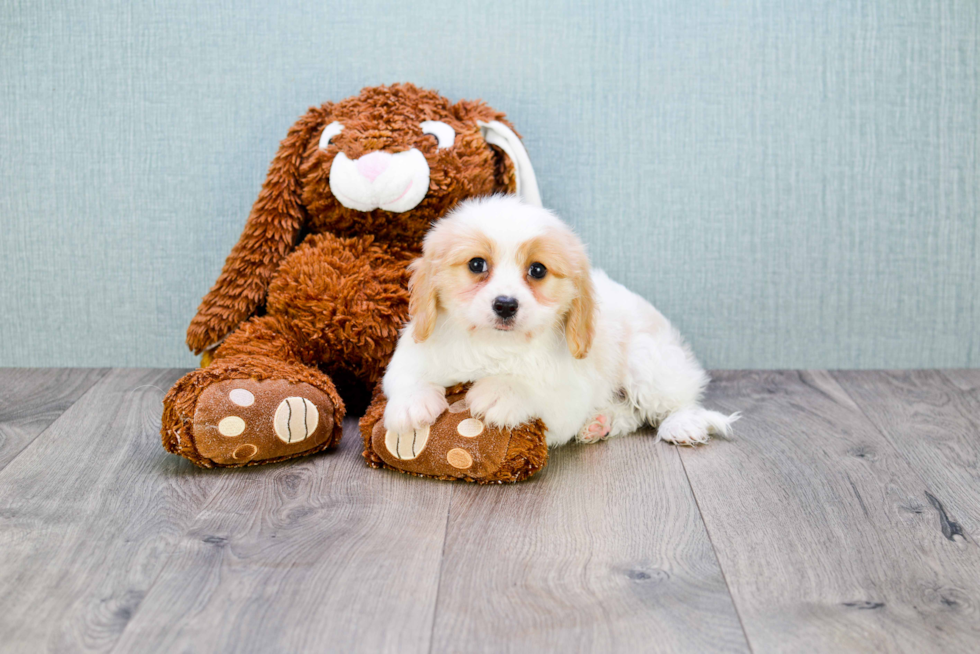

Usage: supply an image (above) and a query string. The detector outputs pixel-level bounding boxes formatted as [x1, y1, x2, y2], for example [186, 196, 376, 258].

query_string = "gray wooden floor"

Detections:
[1, 369, 978, 653]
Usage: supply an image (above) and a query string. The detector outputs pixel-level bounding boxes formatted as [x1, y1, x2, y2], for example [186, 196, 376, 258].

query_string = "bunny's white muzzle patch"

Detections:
[329, 149, 430, 213]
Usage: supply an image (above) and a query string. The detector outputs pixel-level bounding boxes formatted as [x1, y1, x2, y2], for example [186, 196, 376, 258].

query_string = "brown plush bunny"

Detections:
[161, 83, 544, 472]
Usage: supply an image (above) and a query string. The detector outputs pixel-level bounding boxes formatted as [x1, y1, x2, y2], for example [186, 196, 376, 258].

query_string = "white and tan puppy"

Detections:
[382, 195, 737, 447]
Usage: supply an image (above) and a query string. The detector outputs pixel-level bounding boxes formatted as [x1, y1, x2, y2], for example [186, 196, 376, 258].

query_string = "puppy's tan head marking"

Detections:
[409, 219, 497, 342]
[410, 197, 596, 358]
[514, 227, 595, 357]
[517, 232, 575, 279]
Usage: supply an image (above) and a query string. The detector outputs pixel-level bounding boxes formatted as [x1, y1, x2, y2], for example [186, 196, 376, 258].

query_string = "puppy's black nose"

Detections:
[492, 296, 519, 319]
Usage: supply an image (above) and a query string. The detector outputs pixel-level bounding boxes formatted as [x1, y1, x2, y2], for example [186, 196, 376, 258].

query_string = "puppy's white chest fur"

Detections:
[421, 316, 609, 443]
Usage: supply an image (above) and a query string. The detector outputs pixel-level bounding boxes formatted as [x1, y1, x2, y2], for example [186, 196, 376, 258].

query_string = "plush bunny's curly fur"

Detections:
[162, 84, 529, 468]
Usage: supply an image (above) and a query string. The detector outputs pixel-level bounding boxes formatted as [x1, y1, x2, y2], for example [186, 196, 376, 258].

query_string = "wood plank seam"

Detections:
[0, 368, 110, 474]
[832, 371, 977, 546]
[106, 368, 222, 651]
[108, 428, 239, 654]
[426, 483, 456, 654]
[109, 416, 456, 653]
[0, 368, 208, 652]
[938, 370, 980, 435]
[674, 446, 756, 654]
[676, 370, 980, 651]
[428, 430, 749, 653]
[107, 438, 316, 654]
[106, 539, 186, 654]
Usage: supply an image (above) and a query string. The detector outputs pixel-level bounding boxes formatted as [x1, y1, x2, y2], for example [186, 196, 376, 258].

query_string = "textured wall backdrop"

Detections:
[1, 0, 977, 368]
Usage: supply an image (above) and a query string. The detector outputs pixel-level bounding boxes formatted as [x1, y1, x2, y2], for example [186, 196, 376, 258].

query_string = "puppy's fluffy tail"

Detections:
[657, 408, 740, 445]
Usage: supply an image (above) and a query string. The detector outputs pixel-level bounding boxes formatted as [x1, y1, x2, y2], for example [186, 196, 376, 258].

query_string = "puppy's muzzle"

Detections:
[492, 296, 519, 320]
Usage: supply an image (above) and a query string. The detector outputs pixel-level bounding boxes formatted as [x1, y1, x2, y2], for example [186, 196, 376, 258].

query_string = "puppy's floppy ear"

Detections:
[564, 257, 596, 360]
[478, 121, 542, 207]
[408, 255, 439, 342]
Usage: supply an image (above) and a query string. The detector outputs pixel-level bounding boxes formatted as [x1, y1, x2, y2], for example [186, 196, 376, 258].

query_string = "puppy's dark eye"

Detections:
[528, 262, 547, 279]
[468, 257, 488, 274]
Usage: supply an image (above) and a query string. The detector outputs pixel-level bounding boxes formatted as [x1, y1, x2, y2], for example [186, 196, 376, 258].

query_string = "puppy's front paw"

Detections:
[465, 377, 534, 429]
[383, 384, 448, 435]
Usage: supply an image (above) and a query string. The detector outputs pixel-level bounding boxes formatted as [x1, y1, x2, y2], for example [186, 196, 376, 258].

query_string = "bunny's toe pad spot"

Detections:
[193, 379, 336, 466]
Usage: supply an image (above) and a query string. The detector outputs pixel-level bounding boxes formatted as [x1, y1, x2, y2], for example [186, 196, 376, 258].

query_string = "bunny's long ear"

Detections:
[478, 121, 542, 207]
[186, 105, 328, 355]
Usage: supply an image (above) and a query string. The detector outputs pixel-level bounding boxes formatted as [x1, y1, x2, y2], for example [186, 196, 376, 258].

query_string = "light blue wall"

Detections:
[1, 0, 977, 368]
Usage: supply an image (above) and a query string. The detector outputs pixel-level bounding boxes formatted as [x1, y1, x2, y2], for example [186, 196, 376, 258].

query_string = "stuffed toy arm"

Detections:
[185, 208, 302, 355]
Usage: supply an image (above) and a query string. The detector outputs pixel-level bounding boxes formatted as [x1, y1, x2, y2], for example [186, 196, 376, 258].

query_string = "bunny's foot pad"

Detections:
[359, 384, 548, 483]
[191, 379, 338, 466]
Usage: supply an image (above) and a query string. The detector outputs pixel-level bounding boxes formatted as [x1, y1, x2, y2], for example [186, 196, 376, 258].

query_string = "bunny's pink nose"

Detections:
[355, 151, 391, 182]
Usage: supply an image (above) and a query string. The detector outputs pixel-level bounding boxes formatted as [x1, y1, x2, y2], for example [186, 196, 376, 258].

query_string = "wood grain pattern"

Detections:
[680, 371, 980, 653]
[112, 418, 455, 654]
[834, 370, 980, 536]
[0, 368, 217, 653]
[0, 368, 108, 470]
[4, 368, 980, 653]
[430, 432, 749, 653]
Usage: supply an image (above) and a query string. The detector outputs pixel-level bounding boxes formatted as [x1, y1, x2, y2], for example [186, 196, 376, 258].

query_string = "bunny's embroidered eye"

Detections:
[468, 257, 488, 274]
[421, 121, 455, 149]
[318, 121, 343, 149]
